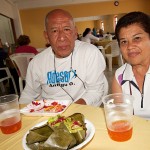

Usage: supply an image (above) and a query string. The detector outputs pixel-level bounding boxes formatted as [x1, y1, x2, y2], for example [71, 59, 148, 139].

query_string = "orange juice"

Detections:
[107, 120, 132, 142]
[0, 116, 21, 134]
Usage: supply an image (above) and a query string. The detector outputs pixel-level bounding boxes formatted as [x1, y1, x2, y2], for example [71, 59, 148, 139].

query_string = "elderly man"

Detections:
[19, 9, 108, 106]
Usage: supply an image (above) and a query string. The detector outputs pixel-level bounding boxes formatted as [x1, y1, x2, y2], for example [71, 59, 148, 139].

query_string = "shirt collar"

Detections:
[122, 63, 134, 81]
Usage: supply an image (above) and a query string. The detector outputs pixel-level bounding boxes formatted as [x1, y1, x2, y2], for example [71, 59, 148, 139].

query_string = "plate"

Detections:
[22, 119, 95, 150]
[20, 99, 72, 116]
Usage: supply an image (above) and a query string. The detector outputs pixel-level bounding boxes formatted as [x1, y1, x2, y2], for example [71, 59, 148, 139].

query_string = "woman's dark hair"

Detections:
[17, 35, 31, 46]
[115, 11, 150, 43]
[82, 28, 91, 37]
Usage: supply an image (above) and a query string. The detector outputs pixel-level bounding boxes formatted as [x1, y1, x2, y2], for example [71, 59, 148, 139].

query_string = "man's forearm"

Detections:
[75, 98, 86, 105]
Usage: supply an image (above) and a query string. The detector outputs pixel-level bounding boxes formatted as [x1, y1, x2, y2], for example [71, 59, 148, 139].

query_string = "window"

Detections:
[113, 15, 118, 31]
[100, 21, 104, 31]
[0, 14, 16, 51]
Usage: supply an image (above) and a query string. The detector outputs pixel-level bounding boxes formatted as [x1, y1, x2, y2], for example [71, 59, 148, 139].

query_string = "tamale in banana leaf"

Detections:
[38, 129, 76, 150]
[68, 113, 85, 125]
[26, 143, 38, 150]
[65, 113, 87, 145]
[26, 124, 53, 144]
[26, 113, 87, 150]
[72, 130, 86, 145]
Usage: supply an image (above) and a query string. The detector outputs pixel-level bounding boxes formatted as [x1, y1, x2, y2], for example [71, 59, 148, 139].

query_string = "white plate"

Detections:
[22, 119, 95, 150]
[20, 99, 72, 116]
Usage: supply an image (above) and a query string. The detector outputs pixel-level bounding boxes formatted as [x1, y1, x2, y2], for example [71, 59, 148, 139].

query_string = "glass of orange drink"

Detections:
[0, 94, 21, 134]
[102, 93, 134, 142]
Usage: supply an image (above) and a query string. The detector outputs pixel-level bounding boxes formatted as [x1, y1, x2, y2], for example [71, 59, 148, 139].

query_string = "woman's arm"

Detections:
[111, 76, 122, 93]
[88, 34, 99, 41]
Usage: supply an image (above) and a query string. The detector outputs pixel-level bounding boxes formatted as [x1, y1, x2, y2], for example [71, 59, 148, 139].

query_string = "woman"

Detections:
[0, 38, 19, 93]
[0, 38, 7, 68]
[81, 28, 100, 43]
[0, 38, 8, 79]
[15, 35, 38, 55]
[112, 11, 150, 119]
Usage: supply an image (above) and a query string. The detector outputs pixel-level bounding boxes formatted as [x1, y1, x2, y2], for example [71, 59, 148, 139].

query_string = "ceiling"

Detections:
[7, 0, 114, 9]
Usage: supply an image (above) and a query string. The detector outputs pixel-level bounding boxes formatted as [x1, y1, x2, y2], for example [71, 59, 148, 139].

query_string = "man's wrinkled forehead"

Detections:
[45, 10, 75, 28]
[50, 15, 72, 23]
[48, 19, 74, 31]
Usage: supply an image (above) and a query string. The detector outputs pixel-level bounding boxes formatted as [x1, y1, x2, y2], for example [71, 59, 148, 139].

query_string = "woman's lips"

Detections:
[128, 52, 140, 57]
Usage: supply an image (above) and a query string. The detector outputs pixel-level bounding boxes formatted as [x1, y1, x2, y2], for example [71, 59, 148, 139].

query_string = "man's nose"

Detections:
[58, 30, 66, 41]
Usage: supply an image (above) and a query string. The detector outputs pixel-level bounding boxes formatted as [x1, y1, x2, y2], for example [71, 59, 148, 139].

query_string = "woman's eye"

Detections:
[120, 40, 127, 45]
[133, 36, 141, 41]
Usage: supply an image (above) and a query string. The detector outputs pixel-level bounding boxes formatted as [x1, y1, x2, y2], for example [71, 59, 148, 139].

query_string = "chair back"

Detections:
[105, 40, 120, 57]
[9, 53, 35, 79]
[104, 40, 124, 71]
[0, 67, 18, 94]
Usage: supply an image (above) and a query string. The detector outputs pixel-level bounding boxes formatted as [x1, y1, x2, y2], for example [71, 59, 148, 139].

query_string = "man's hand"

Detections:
[75, 98, 86, 105]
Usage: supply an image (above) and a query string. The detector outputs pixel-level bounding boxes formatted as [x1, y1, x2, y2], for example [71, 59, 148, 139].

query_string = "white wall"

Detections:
[0, 0, 22, 38]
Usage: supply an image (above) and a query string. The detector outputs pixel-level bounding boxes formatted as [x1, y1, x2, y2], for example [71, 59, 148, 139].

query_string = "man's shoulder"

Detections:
[32, 47, 52, 61]
[75, 40, 98, 50]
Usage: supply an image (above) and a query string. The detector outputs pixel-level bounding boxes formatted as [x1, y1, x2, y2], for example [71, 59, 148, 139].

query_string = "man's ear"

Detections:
[43, 31, 50, 44]
[75, 26, 78, 40]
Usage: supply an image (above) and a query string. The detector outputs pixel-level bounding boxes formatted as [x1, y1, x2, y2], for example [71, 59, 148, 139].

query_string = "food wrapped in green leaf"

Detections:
[26, 124, 53, 144]
[26, 113, 87, 150]
[64, 113, 87, 145]
[26, 143, 38, 150]
[48, 113, 87, 146]
[39, 129, 76, 150]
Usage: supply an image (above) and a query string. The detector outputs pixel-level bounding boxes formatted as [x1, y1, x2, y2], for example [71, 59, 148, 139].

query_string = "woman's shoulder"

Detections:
[115, 63, 133, 82]
[116, 63, 132, 73]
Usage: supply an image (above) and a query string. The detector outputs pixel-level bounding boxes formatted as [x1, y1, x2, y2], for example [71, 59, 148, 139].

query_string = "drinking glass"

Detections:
[0, 94, 21, 134]
[102, 93, 134, 142]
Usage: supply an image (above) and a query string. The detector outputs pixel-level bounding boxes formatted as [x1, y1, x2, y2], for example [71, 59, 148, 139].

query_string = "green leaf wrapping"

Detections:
[40, 129, 76, 149]
[26, 113, 87, 150]
[26, 124, 53, 144]
[66, 113, 87, 145]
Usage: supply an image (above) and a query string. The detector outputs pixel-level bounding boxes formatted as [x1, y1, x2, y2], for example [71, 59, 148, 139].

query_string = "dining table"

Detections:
[1, 103, 150, 150]
[94, 39, 112, 48]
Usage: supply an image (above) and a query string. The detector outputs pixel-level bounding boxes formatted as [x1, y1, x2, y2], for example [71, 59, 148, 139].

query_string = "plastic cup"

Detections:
[0, 94, 21, 134]
[102, 93, 134, 142]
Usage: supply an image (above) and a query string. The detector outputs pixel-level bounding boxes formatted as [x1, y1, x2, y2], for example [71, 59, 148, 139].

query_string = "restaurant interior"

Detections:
[0, 0, 150, 95]
[0, 0, 150, 94]
[1, 1, 150, 150]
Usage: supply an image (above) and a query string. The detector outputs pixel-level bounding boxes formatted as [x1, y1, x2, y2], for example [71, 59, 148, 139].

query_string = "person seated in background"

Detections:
[15, 35, 38, 55]
[92, 28, 97, 37]
[0, 38, 19, 93]
[19, 9, 108, 106]
[112, 11, 150, 119]
[81, 28, 101, 43]
[98, 29, 104, 38]
[0, 38, 8, 77]
[104, 32, 113, 40]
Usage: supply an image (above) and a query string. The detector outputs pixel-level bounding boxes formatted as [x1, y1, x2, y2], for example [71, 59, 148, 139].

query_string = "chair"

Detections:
[102, 40, 124, 71]
[9, 53, 35, 93]
[0, 67, 18, 94]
